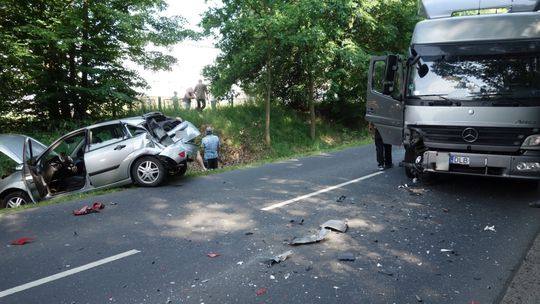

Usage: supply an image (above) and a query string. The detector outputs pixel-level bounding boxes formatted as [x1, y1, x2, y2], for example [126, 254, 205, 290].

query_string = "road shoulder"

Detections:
[500, 228, 540, 304]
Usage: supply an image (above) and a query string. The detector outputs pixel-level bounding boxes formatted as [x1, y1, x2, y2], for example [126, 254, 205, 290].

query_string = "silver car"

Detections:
[0, 112, 200, 208]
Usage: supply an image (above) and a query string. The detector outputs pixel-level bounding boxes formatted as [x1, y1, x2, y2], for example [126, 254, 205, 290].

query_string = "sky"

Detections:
[136, 0, 220, 98]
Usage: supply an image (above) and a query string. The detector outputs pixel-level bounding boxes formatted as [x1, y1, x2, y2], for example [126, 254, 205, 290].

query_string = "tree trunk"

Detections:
[75, 0, 90, 119]
[265, 56, 272, 146]
[309, 71, 316, 140]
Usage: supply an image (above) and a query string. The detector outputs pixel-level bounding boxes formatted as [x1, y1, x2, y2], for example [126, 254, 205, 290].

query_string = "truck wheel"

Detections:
[404, 148, 417, 178]
[3, 191, 31, 208]
[132, 156, 166, 187]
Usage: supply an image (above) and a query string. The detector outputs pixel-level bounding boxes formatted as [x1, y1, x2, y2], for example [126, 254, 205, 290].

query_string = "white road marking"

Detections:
[0, 249, 141, 298]
[261, 171, 384, 211]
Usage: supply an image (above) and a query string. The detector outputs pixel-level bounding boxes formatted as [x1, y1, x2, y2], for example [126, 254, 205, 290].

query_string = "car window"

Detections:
[0, 151, 17, 179]
[42, 132, 86, 164]
[89, 124, 128, 150]
[126, 125, 147, 137]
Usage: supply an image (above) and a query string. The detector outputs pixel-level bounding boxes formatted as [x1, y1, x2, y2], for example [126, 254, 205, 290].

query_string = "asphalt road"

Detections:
[0, 145, 539, 304]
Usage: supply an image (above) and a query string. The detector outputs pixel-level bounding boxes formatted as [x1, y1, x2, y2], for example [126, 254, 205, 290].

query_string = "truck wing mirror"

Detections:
[418, 63, 429, 78]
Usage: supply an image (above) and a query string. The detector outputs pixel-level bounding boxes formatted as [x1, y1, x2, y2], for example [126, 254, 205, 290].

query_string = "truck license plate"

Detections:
[450, 155, 470, 165]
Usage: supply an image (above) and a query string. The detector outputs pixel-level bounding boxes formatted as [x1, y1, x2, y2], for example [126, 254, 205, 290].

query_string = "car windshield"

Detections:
[408, 43, 540, 103]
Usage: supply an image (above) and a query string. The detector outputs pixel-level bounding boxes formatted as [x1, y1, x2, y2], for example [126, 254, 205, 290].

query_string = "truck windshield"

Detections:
[408, 45, 540, 103]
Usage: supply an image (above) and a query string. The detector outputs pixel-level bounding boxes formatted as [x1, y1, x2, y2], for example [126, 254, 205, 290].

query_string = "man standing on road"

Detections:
[369, 123, 392, 170]
[202, 126, 220, 170]
[194, 79, 208, 111]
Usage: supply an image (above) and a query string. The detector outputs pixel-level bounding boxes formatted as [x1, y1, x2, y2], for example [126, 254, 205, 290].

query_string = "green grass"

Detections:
[0, 104, 371, 214]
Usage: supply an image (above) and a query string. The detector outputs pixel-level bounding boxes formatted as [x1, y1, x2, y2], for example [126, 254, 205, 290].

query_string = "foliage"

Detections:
[0, 0, 193, 120]
[202, 0, 420, 129]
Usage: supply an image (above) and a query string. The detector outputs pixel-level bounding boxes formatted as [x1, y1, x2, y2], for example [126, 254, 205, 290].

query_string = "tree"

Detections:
[202, 0, 289, 145]
[0, 0, 193, 119]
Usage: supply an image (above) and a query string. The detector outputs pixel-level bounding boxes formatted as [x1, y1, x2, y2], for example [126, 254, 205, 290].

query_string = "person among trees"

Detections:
[369, 122, 392, 170]
[194, 79, 209, 111]
[183, 88, 195, 110]
[201, 126, 220, 170]
[171, 91, 179, 112]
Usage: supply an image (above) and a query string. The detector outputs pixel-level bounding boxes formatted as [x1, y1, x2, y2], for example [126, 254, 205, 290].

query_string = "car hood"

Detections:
[0, 134, 48, 164]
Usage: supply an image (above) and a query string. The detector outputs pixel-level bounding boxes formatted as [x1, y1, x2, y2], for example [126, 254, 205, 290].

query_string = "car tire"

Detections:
[132, 156, 166, 187]
[3, 191, 31, 209]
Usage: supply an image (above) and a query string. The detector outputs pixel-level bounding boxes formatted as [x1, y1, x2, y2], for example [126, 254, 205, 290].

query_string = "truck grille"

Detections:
[411, 125, 537, 151]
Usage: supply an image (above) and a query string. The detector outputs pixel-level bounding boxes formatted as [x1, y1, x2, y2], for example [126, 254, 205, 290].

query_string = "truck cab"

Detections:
[366, 0, 540, 181]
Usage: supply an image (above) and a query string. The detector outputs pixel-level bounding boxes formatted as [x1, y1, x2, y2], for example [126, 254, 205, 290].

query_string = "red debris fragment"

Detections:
[11, 237, 33, 245]
[256, 287, 267, 296]
[207, 252, 221, 258]
[73, 202, 105, 216]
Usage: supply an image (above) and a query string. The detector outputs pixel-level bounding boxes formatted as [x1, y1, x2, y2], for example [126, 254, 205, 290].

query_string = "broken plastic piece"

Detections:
[338, 252, 355, 261]
[483, 225, 496, 232]
[289, 228, 329, 245]
[321, 220, 348, 233]
[207, 252, 221, 258]
[262, 250, 293, 266]
[256, 287, 267, 296]
[11, 237, 33, 245]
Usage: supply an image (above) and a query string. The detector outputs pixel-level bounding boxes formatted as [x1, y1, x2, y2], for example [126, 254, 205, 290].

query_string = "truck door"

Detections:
[365, 55, 404, 145]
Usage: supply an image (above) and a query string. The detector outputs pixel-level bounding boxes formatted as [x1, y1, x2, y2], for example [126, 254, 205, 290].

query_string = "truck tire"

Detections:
[404, 148, 417, 179]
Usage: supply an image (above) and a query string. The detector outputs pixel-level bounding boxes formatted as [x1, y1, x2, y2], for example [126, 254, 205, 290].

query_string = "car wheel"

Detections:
[132, 156, 166, 187]
[3, 191, 31, 209]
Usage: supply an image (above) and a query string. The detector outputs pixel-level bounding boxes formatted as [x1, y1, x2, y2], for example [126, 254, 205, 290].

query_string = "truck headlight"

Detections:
[516, 162, 540, 172]
[522, 135, 540, 148]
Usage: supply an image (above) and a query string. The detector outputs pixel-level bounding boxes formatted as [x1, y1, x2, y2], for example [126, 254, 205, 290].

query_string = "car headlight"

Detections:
[522, 135, 540, 148]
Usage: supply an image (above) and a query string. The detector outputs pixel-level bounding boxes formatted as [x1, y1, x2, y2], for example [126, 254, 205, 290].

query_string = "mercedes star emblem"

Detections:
[462, 127, 479, 143]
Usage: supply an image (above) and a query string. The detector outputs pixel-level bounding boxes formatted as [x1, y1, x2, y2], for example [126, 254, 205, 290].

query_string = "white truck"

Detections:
[366, 0, 540, 181]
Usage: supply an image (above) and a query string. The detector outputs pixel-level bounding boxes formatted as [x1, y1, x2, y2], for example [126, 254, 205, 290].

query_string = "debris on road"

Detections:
[262, 250, 293, 266]
[109, 202, 118, 206]
[245, 232, 254, 236]
[338, 252, 355, 261]
[289, 227, 329, 245]
[321, 219, 348, 233]
[237, 261, 244, 265]
[11, 237, 33, 245]
[398, 183, 427, 196]
[207, 252, 221, 258]
[378, 269, 394, 276]
[528, 201, 540, 208]
[256, 287, 267, 296]
[336, 195, 346, 203]
[416, 294, 423, 302]
[483, 225, 496, 232]
[73, 202, 105, 216]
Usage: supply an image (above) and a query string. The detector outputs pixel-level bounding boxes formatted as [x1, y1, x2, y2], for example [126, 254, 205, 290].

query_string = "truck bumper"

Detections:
[422, 151, 540, 180]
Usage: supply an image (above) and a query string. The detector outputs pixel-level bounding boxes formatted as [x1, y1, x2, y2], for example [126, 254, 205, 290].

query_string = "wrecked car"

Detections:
[0, 112, 200, 208]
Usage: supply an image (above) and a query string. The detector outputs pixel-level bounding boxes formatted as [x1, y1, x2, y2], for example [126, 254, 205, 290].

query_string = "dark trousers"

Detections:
[206, 158, 218, 169]
[197, 98, 206, 111]
[375, 129, 392, 166]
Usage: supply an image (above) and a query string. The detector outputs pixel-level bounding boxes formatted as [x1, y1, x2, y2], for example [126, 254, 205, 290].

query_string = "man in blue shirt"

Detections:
[202, 126, 220, 169]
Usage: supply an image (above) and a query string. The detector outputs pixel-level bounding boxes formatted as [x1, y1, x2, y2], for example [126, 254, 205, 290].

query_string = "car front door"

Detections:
[365, 55, 404, 145]
[22, 138, 48, 202]
[84, 123, 138, 187]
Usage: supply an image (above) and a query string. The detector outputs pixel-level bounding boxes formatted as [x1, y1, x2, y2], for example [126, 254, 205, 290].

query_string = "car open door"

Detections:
[365, 55, 404, 145]
[22, 138, 48, 202]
